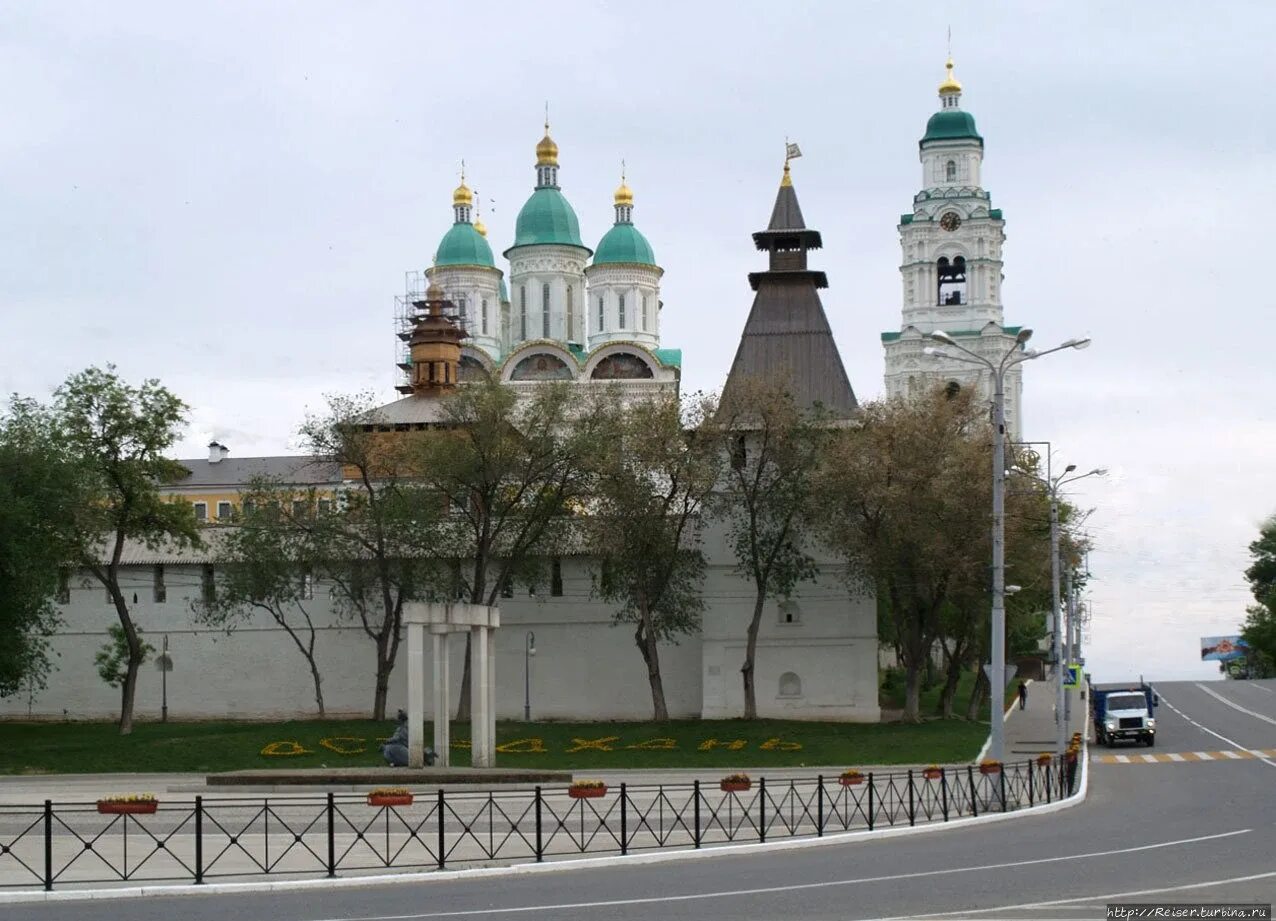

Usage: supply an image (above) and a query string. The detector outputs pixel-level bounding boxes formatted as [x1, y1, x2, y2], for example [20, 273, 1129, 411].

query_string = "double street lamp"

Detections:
[1010, 461, 1105, 755]
[923, 327, 1091, 764]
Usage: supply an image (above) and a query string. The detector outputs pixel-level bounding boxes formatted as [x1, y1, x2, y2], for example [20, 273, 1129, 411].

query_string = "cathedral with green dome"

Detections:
[419, 124, 679, 394]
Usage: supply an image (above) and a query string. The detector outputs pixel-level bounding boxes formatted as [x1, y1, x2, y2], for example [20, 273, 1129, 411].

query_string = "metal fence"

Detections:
[0, 757, 1079, 891]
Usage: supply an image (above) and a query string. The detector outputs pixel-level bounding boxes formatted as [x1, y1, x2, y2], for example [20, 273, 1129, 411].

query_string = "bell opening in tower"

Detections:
[936, 255, 967, 305]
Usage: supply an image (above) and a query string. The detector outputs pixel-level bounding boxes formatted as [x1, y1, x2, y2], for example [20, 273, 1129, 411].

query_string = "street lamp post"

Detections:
[523, 631, 536, 722]
[923, 328, 1091, 763]
[1010, 461, 1106, 754]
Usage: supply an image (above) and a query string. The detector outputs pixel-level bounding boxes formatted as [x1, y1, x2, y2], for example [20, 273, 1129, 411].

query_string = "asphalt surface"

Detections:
[10, 679, 1276, 920]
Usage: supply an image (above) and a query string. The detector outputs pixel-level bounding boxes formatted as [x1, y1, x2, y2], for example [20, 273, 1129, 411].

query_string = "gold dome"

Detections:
[474, 218, 487, 237]
[614, 180, 633, 207]
[453, 181, 473, 206]
[536, 129, 559, 167]
[938, 56, 962, 95]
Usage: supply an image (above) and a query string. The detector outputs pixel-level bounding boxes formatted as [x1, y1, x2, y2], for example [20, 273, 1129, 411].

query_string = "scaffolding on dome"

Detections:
[393, 270, 472, 384]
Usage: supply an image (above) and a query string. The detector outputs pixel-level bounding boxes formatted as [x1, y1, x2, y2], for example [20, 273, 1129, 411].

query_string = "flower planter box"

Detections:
[568, 786, 607, 800]
[921, 769, 943, 781]
[367, 794, 414, 807]
[978, 763, 1002, 776]
[97, 801, 157, 815]
[1036, 755, 1054, 767]
[838, 775, 865, 787]
[720, 781, 752, 793]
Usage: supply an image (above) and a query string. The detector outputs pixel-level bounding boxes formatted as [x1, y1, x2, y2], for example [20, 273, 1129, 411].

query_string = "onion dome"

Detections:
[453, 181, 473, 206]
[594, 175, 655, 266]
[435, 222, 495, 266]
[474, 217, 487, 237]
[536, 128, 559, 167]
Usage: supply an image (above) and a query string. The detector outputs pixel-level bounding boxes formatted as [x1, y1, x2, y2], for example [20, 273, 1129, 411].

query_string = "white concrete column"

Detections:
[472, 624, 490, 767]
[486, 626, 497, 762]
[432, 629, 450, 768]
[407, 622, 425, 768]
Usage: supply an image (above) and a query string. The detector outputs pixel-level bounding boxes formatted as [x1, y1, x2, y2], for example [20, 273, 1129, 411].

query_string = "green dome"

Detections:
[506, 188, 589, 253]
[435, 222, 495, 267]
[921, 110, 983, 146]
[593, 223, 656, 266]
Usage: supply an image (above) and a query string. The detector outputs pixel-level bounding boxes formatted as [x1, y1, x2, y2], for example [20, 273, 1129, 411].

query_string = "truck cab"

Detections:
[1093, 684, 1158, 747]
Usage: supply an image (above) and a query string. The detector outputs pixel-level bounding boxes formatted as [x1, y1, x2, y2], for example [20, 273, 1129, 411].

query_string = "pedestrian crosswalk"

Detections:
[1092, 748, 1276, 764]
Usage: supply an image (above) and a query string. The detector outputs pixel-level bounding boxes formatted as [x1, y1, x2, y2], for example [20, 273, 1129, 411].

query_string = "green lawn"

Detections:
[879, 669, 1020, 718]
[0, 717, 988, 775]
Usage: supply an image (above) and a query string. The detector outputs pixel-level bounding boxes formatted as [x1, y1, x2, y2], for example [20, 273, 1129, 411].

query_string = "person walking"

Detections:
[1017, 680, 1028, 711]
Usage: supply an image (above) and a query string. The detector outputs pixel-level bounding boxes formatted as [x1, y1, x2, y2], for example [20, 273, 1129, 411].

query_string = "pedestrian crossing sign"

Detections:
[1063, 665, 1082, 688]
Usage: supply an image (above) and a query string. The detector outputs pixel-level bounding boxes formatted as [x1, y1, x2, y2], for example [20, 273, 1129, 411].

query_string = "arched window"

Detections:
[779, 672, 802, 698]
[946, 159, 957, 182]
[481, 298, 488, 335]
[542, 283, 551, 338]
[642, 294, 650, 330]
[458, 295, 468, 325]
[598, 297, 605, 332]
[618, 294, 626, 328]
[520, 286, 527, 340]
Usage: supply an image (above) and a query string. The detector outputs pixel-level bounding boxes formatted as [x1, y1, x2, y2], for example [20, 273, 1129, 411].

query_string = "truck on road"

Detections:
[1092, 683, 1158, 747]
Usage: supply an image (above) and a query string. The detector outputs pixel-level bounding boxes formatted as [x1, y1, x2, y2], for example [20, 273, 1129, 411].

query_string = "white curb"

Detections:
[0, 751, 1089, 906]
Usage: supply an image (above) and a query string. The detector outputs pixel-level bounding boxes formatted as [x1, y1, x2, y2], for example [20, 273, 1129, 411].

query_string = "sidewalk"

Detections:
[1003, 678, 1083, 759]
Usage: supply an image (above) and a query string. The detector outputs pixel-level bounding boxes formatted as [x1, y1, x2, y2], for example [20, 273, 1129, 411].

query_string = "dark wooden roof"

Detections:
[723, 179, 857, 416]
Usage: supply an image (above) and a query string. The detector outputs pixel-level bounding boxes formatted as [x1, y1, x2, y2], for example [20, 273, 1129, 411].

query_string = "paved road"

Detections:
[8, 679, 1276, 920]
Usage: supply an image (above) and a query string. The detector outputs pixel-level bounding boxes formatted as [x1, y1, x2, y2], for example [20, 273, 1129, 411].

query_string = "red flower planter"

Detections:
[921, 769, 943, 781]
[367, 794, 414, 807]
[1036, 755, 1054, 767]
[838, 775, 865, 787]
[979, 764, 1002, 776]
[97, 801, 157, 815]
[568, 786, 607, 799]
[720, 781, 751, 793]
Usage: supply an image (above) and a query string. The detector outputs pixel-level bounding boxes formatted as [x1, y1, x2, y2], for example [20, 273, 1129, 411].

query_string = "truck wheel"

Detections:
[1145, 735, 1155, 748]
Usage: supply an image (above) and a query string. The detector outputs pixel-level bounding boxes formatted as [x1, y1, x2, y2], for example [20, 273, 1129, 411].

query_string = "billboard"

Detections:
[1200, 636, 1251, 661]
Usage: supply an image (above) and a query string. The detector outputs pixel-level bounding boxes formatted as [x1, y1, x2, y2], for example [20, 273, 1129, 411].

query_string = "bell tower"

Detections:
[882, 57, 1026, 438]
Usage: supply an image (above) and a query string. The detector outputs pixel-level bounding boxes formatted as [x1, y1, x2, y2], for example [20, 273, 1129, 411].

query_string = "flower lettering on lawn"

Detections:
[625, 738, 677, 750]
[319, 737, 367, 755]
[697, 739, 749, 751]
[494, 738, 547, 754]
[566, 736, 620, 753]
[260, 741, 313, 757]
[759, 738, 802, 751]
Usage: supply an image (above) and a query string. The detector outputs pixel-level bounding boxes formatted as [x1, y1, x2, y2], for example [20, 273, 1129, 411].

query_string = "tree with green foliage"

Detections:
[1242, 516, 1276, 672]
[0, 398, 84, 697]
[296, 393, 448, 721]
[95, 623, 155, 688]
[193, 483, 334, 716]
[412, 379, 603, 721]
[813, 388, 991, 723]
[715, 378, 824, 719]
[587, 392, 721, 721]
[52, 367, 198, 734]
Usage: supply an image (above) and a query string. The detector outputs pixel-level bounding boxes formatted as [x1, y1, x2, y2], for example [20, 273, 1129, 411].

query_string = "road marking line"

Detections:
[867, 869, 1276, 920]
[1167, 753, 1186, 762]
[1160, 692, 1276, 769]
[1222, 750, 1243, 759]
[313, 830, 1251, 920]
[1115, 754, 1130, 763]
[1140, 754, 1158, 763]
[1195, 682, 1276, 727]
[1193, 751, 1213, 760]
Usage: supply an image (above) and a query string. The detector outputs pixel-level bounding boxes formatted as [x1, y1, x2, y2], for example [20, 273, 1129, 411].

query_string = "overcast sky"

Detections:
[4, 1, 1273, 684]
